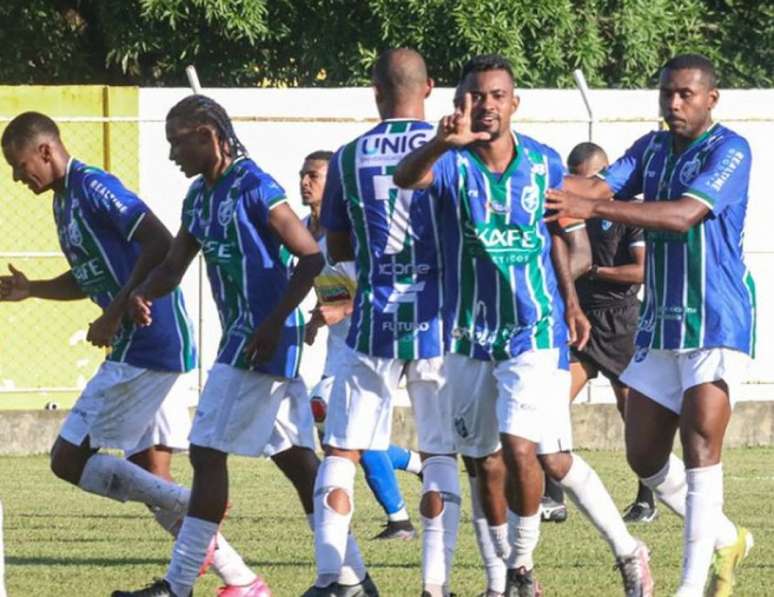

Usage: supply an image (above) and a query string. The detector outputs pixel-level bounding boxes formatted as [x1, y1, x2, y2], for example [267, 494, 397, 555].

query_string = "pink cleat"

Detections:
[216, 576, 272, 597]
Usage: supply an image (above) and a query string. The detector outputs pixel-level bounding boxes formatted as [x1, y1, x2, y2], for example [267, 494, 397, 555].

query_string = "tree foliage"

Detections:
[0, 0, 770, 88]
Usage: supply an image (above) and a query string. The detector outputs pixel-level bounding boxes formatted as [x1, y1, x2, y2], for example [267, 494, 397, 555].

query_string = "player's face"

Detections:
[659, 68, 718, 140]
[3, 139, 56, 194]
[166, 117, 214, 178]
[463, 70, 518, 141]
[299, 159, 328, 207]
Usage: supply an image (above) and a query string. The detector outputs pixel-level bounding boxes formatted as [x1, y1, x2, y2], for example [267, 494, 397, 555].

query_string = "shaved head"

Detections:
[372, 48, 429, 100]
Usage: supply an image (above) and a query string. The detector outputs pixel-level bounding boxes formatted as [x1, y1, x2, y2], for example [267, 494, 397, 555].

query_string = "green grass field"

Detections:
[1, 449, 772, 596]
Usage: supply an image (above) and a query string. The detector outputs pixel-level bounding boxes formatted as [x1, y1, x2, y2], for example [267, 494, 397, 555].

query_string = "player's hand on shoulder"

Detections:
[128, 291, 153, 327]
[87, 310, 122, 348]
[545, 188, 596, 222]
[437, 92, 492, 148]
[0, 263, 31, 302]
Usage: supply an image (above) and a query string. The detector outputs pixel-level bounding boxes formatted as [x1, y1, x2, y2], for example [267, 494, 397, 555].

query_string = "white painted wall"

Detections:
[138, 87, 774, 404]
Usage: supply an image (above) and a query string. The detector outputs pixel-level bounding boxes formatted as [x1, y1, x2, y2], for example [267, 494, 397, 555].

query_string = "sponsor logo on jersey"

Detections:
[707, 148, 745, 192]
[378, 262, 431, 276]
[361, 131, 429, 159]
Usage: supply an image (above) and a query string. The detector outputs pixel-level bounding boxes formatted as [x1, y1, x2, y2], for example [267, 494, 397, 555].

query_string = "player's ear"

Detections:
[425, 77, 435, 99]
[512, 94, 520, 113]
[38, 140, 53, 163]
[707, 87, 719, 110]
[373, 82, 383, 105]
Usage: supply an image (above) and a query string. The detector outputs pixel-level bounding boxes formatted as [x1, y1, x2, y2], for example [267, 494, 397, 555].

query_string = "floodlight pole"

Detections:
[573, 69, 595, 141]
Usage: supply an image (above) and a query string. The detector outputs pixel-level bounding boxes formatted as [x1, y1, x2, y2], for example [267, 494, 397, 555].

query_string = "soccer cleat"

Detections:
[302, 574, 379, 597]
[614, 540, 654, 597]
[476, 591, 505, 597]
[622, 502, 658, 524]
[539, 496, 568, 523]
[111, 578, 189, 597]
[372, 519, 417, 541]
[504, 567, 543, 597]
[216, 575, 272, 596]
[706, 526, 754, 597]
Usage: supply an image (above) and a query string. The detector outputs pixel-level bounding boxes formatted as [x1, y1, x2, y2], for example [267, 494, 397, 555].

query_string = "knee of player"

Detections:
[477, 451, 506, 479]
[501, 436, 538, 467]
[321, 486, 352, 515]
[49, 440, 85, 485]
[420, 489, 445, 518]
[538, 451, 572, 481]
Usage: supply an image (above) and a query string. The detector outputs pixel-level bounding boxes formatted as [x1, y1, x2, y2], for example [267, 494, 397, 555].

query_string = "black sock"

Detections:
[544, 474, 565, 504]
[634, 480, 655, 507]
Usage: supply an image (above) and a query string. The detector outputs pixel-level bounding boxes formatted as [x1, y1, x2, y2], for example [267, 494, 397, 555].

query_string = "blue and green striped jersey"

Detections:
[601, 123, 756, 355]
[321, 119, 443, 359]
[182, 157, 304, 377]
[54, 159, 196, 372]
[431, 133, 569, 363]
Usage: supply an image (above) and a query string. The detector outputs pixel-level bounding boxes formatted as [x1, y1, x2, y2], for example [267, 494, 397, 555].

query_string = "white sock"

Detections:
[165, 516, 219, 597]
[387, 506, 410, 522]
[488, 524, 510, 560]
[468, 475, 507, 593]
[642, 454, 737, 548]
[406, 451, 423, 475]
[313, 456, 356, 587]
[212, 537, 258, 586]
[79, 453, 189, 513]
[559, 453, 638, 558]
[681, 465, 724, 591]
[506, 510, 540, 571]
[307, 511, 365, 586]
[421, 456, 460, 591]
[641, 453, 687, 517]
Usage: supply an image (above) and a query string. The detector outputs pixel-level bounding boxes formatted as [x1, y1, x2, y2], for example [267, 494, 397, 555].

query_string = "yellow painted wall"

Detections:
[0, 87, 139, 409]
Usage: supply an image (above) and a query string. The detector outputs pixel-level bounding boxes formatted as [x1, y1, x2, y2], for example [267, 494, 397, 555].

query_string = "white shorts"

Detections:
[125, 374, 194, 458]
[323, 346, 455, 454]
[443, 350, 573, 458]
[189, 363, 315, 457]
[619, 347, 752, 415]
[60, 361, 180, 453]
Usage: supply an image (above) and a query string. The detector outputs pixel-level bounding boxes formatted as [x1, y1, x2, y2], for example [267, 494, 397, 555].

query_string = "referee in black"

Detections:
[541, 142, 656, 524]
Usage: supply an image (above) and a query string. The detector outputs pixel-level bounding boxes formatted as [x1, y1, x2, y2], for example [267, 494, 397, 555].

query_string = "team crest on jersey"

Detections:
[217, 197, 235, 227]
[601, 220, 613, 232]
[679, 157, 702, 186]
[520, 185, 539, 213]
[68, 220, 83, 248]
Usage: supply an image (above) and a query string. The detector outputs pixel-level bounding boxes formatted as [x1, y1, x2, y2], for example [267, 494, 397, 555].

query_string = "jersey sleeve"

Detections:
[624, 225, 645, 249]
[599, 133, 656, 199]
[243, 172, 288, 228]
[82, 170, 149, 241]
[682, 135, 751, 214]
[320, 148, 351, 233]
[429, 150, 458, 200]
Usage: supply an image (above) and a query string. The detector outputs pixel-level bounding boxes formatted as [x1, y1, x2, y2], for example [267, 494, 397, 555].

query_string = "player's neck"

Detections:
[203, 155, 234, 188]
[50, 151, 72, 193]
[672, 119, 714, 155]
[470, 133, 515, 173]
[380, 101, 424, 121]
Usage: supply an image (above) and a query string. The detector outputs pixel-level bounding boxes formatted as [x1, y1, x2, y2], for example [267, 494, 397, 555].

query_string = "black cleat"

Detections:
[505, 567, 543, 597]
[539, 496, 568, 523]
[372, 519, 417, 541]
[111, 578, 190, 597]
[622, 502, 658, 524]
[302, 574, 379, 597]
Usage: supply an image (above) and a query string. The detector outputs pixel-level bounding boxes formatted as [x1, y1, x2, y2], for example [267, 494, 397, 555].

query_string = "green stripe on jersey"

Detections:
[683, 226, 704, 348]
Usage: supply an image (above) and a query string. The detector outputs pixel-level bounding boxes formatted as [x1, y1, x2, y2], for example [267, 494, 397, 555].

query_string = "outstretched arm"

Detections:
[244, 203, 324, 363]
[0, 265, 85, 302]
[394, 92, 491, 189]
[128, 225, 200, 327]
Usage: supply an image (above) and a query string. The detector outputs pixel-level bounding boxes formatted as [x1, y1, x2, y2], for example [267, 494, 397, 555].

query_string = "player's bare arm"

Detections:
[550, 228, 591, 350]
[128, 225, 200, 327]
[546, 189, 709, 233]
[560, 226, 592, 280]
[244, 202, 323, 363]
[560, 174, 614, 200]
[394, 92, 491, 189]
[0, 265, 85, 302]
[87, 213, 172, 347]
[591, 245, 645, 285]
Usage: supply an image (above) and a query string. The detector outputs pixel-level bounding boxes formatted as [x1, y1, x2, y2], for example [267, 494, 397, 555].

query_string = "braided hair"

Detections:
[166, 94, 248, 159]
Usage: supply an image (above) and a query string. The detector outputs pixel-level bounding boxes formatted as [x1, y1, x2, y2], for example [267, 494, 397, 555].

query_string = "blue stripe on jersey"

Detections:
[54, 160, 196, 372]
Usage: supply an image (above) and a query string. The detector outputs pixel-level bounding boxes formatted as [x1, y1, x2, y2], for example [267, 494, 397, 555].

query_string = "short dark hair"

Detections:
[567, 142, 608, 174]
[663, 54, 718, 88]
[166, 94, 248, 158]
[304, 150, 333, 163]
[461, 54, 514, 83]
[1, 111, 60, 150]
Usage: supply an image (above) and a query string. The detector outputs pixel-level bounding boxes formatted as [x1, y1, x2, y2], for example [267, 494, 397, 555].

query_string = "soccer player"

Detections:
[0, 111, 270, 596]
[545, 54, 755, 597]
[305, 48, 457, 597]
[541, 142, 655, 525]
[395, 54, 653, 597]
[108, 94, 332, 597]
[300, 150, 422, 541]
